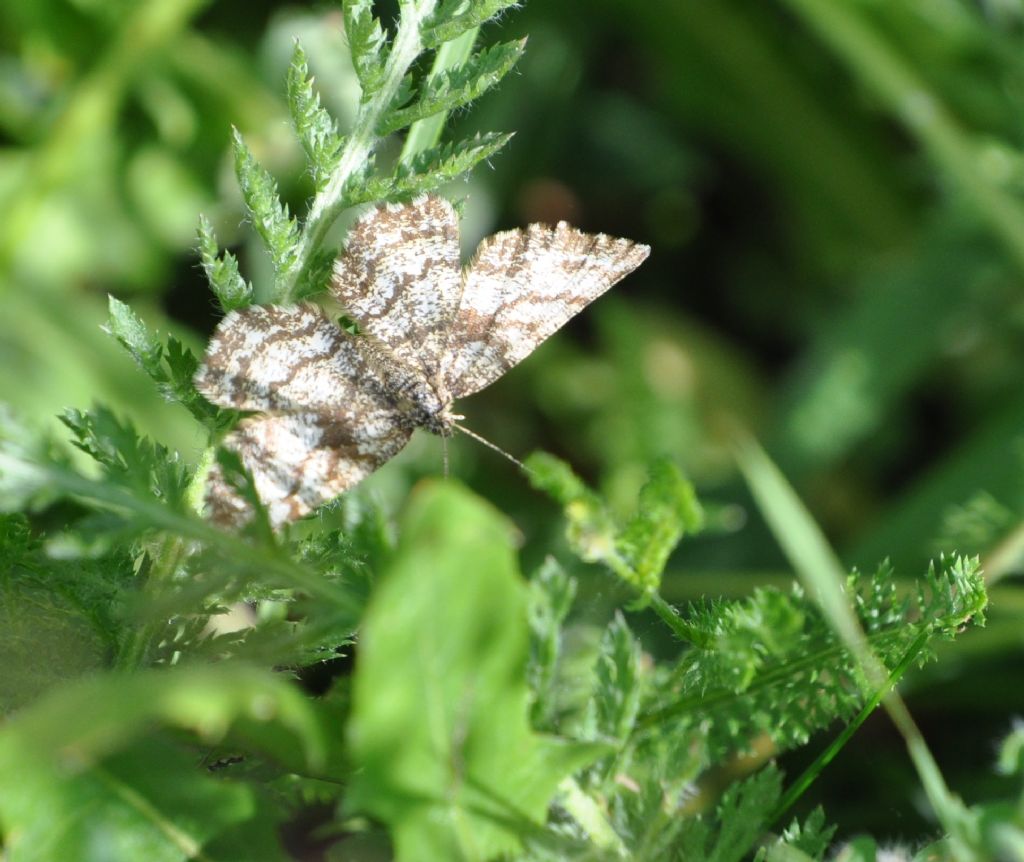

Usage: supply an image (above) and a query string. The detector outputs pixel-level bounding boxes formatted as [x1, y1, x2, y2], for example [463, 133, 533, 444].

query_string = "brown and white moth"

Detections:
[195, 195, 649, 528]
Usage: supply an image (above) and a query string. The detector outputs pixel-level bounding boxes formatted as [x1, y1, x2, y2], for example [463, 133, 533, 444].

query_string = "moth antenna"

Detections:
[453, 424, 528, 472]
[442, 433, 450, 479]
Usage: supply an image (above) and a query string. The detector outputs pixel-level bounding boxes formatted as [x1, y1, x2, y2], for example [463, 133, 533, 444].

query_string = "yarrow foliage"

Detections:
[0, 2, 996, 861]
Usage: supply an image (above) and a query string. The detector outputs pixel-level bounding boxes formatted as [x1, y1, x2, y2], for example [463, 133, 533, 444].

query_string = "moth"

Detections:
[195, 195, 649, 527]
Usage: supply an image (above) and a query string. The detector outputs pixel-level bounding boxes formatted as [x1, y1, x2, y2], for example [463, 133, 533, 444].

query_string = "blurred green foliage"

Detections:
[1, 0, 1023, 852]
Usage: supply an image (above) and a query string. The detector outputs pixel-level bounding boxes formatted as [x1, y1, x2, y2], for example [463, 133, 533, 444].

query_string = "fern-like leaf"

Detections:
[527, 557, 577, 729]
[232, 129, 300, 277]
[378, 39, 526, 135]
[104, 297, 233, 431]
[646, 557, 985, 760]
[197, 215, 252, 312]
[675, 766, 782, 862]
[60, 407, 190, 510]
[593, 612, 643, 745]
[349, 131, 513, 203]
[344, 0, 388, 97]
[421, 0, 520, 49]
[286, 44, 345, 190]
[527, 451, 702, 594]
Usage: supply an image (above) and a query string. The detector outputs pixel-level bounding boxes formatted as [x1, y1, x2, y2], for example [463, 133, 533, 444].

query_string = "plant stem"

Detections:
[276, 0, 439, 305]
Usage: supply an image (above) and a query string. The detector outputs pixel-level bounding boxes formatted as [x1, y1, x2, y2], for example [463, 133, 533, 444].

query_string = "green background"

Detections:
[1, 0, 1022, 843]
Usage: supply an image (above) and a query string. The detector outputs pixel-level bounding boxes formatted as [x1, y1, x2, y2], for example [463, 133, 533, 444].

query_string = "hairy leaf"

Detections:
[645, 557, 986, 760]
[286, 45, 344, 190]
[356, 131, 513, 203]
[422, 0, 520, 48]
[677, 766, 782, 862]
[105, 297, 231, 430]
[232, 130, 300, 279]
[61, 406, 189, 509]
[344, 0, 388, 96]
[197, 214, 253, 312]
[378, 39, 526, 135]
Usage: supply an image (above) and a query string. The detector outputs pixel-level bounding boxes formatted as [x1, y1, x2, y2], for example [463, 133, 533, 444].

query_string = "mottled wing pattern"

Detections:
[330, 195, 462, 377]
[444, 223, 651, 398]
[204, 412, 411, 528]
[195, 303, 412, 527]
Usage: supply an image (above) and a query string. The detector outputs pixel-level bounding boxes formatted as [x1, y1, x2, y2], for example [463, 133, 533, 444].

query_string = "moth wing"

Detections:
[195, 303, 411, 527]
[205, 411, 412, 528]
[330, 194, 462, 378]
[444, 223, 649, 398]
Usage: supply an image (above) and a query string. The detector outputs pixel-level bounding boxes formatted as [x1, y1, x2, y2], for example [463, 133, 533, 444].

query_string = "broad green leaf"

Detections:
[1, 733, 284, 862]
[0, 666, 341, 861]
[346, 481, 605, 861]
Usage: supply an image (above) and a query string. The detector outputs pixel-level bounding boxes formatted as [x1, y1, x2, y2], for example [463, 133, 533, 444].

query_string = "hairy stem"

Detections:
[276, 0, 439, 305]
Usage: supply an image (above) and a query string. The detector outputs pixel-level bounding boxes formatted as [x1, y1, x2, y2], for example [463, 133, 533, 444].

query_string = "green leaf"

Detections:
[105, 295, 163, 373]
[678, 766, 782, 862]
[735, 436, 869, 660]
[0, 407, 74, 512]
[346, 481, 605, 861]
[527, 557, 576, 729]
[0, 514, 119, 712]
[2, 734, 285, 862]
[378, 39, 526, 135]
[232, 129, 300, 279]
[0, 666, 340, 861]
[361, 131, 513, 202]
[524, 450, 623, 571]
[344, 0, 388, 96]
[104, 297, 231, 430]
[526, 452, 701, 594]
[292, 244, 338, 301]
[60, 406, 189, 509]
[642, 557, 984, 761]
[286, 44, 344, 190]
[617, 456, 704, 593]
[197, 214, 253, 311]
[772, 808, 837, 860]
[421, 0, 520, 49]
[593, 612, 642, 745]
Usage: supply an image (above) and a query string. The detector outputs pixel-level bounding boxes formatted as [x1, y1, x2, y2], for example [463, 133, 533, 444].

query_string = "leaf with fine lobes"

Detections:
[346, 481, 606, 861]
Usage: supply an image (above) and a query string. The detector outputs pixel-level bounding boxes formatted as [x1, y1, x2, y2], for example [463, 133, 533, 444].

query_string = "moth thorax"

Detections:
[422, 404, 459, 437]
[404, 381, 455, 436]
